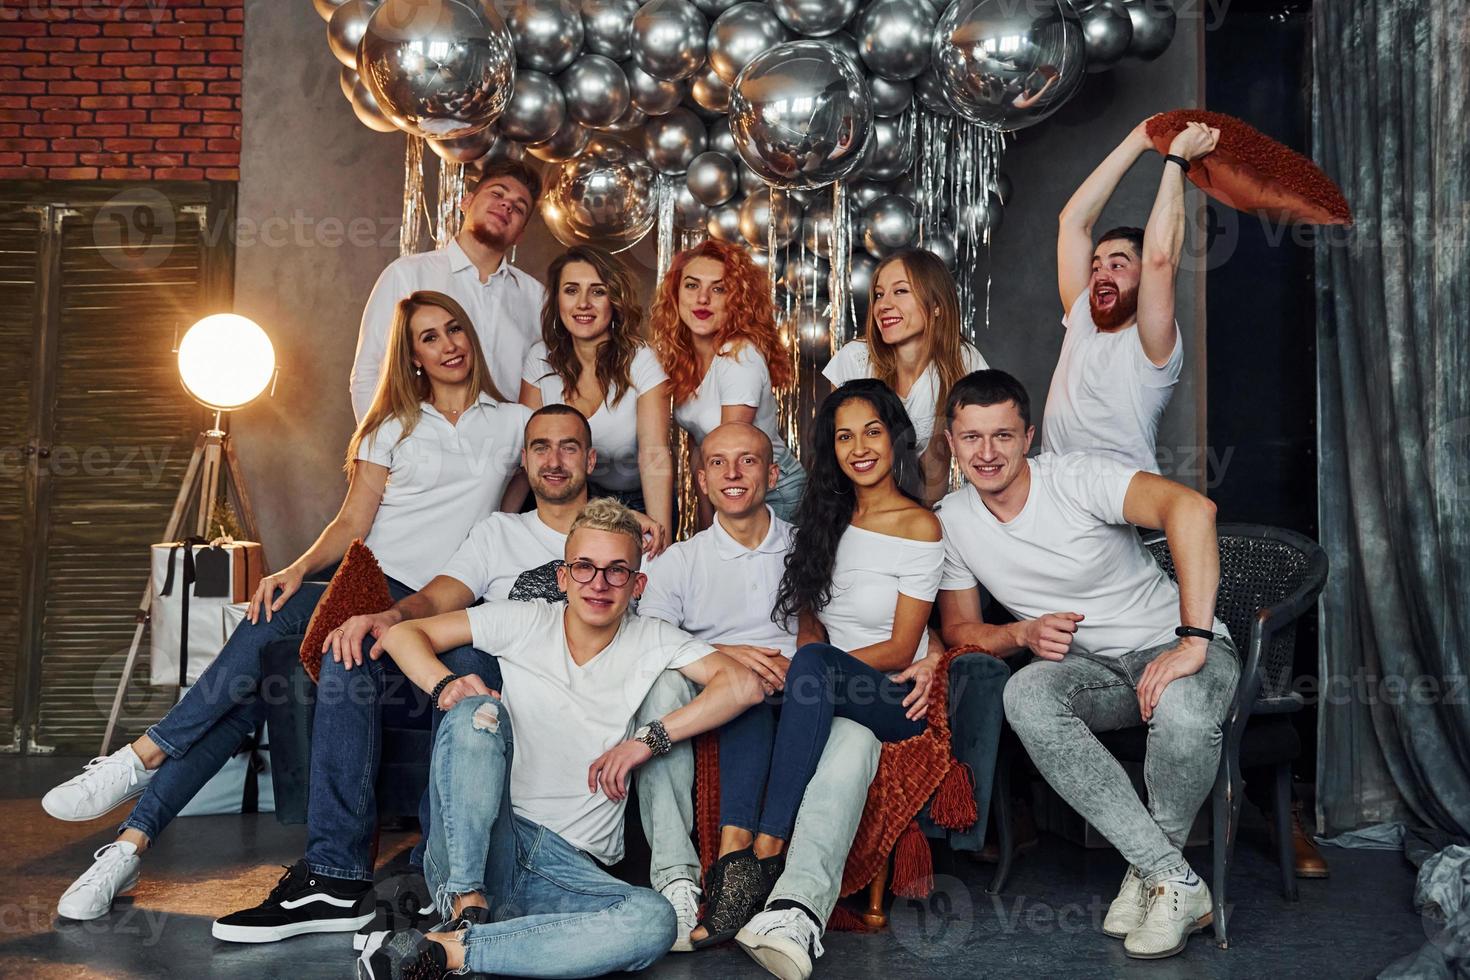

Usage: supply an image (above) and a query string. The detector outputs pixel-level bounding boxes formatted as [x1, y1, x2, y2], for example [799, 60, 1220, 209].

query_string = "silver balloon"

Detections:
[994, 171, 1013, 204]
[674, 184, 710, 229]
[593, 101, 648, 132]
[624, 60, 687, 114]
[868, 76, 913, 117]
[690, 66, 730, 112]
[861, 113, 913, 181]
[960, 190, 1004, 232]
[508, 0, 584, 73]
[738, 187, 802, 248]
[780, 252, 831, 298]
[914, 67, 954, 115]
[339, 65, 360, 101]
[860, 193, 918, 256]
[349, 78, 399, 132]
[559, 54, 632, 127]
[737, 159, 764, 196]
[826, 30, 861, 65]
[315, 0, 355, 21]
[920, 223, 957, 269]
[527, 118, 592, 161]
[932, 0, 1087, 131]
[359, 0, 516, 139]
[582, 0, 640, 59]
[857, 0, 935, 81]
[632, 0, 708, 81]
[1123, 0, 1176, 61]
[849, 251, 878, 309]
[848, 178, 890, 209]
[706, 200, 745, 242]
[691, 0, 742, 15]
[644, 106, 706, 173]
[769, 0, 860, 38]
[801, 195, 835, 257]
[541, 137, 657, 251]
[328, 0, 375, 69]
[728, 40, 872, 190]
[708, 3, 790, 86]
[1078, 0, 1132, 71]
[498, 69, 566, 142]
[472, 131, 528, 164]
[686, 150, 739, 205]
[707, 116, 737, 156]
[426, 125, 498, 162]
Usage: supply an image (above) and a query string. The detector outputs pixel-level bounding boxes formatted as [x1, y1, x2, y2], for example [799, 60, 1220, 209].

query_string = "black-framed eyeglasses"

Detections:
[564, 559, 633, 588]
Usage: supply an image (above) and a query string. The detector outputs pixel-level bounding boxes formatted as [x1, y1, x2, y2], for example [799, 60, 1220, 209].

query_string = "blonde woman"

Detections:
[44, 291, 526, 934]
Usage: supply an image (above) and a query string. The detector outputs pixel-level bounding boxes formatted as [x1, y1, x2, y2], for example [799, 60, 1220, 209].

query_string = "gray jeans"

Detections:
[635, 671, 880, 925]
[1002, 637, 1239, 889]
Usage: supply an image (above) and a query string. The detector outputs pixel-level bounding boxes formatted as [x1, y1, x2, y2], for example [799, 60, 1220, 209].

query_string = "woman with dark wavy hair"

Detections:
[687, 379, 943, 951]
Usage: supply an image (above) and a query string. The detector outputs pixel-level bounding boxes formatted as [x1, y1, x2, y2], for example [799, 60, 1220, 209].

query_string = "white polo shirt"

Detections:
[639, 507, 796, 657]
[522, 343, 668, 492]
[440, 509, 567, 601]
[821, 340, 988, 453]
[351, 239, 546, 420]
[357, 395, 532, 590]
[1040, 291, 1182, 473]
[937, 452, 1228, 659]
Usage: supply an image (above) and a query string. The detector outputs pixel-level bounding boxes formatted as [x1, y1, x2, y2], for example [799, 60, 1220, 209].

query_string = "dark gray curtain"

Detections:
[1313, 1, 1470, 839]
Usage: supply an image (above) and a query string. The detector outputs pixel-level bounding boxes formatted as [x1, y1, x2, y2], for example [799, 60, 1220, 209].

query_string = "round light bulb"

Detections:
[177, 314, 275, 411]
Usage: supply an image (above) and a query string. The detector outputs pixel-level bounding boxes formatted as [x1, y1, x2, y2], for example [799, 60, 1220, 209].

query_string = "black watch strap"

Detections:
[1165, 153, 1192, 173]
[1175, 626, 1216, 641]
[430, 673, 463, 709]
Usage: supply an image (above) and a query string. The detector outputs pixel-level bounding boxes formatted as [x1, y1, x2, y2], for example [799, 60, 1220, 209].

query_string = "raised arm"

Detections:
[1058, 118, 1156, 311]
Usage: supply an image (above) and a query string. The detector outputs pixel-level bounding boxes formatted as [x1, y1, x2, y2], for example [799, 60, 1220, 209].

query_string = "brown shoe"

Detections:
[1291, 803, 1329, 879]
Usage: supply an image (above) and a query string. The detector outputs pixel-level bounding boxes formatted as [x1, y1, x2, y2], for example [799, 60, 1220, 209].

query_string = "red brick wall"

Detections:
[0, 0, 243, 181]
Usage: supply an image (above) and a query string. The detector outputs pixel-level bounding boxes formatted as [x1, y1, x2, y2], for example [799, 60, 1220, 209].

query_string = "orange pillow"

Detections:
[299, 540, 394, 682]
[1146, 109, 1352, 225]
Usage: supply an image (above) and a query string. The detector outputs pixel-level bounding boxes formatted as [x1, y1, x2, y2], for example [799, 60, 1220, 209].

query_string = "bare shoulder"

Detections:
[869, 502, 941, 543]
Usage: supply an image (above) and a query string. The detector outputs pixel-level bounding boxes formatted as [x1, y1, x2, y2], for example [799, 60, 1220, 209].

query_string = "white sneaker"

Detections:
[57, 841, 141, 921]
[1102, 866, 1148, 938]
[660, 878, 701, 953]
[736, 907, 825, 980]
[1124, 876, 1214, 959]
[43, 746, 154, 822]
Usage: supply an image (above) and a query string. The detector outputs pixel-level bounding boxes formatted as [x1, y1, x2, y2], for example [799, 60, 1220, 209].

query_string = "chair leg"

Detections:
[864, 859, 889, 929]
[987, 742, 1015, 895]
[1273, 763, 1299, 902]
[1211, 768, 1232, 948]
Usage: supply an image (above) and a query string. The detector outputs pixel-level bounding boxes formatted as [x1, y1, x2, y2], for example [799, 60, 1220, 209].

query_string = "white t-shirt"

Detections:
[821, 340, 988, 453]
[351, 240, 546, 421]
[639, 508, 796, 657]
[357, 395, 532, 590]
[673, 343, 790, 453]
[465, 599, 713, 864]
[819, 525, 943, 665]
[937, 452, 1228, 659]
[1040, 291, 1183, 473]
[521, 343, 668, 492]
[440, 510, 567, 601]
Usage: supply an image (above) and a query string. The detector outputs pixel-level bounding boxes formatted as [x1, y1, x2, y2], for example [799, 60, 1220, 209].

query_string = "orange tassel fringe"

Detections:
[929, 762, 977, 830]
[890, 820, 933, 898]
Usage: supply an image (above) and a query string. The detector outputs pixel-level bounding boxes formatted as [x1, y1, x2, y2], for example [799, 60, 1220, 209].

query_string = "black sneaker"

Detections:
[212, 859, 374, 943]
[354, 872, 438, 952]
[357, 928, 449, 980]
[432, 903, 491, 935]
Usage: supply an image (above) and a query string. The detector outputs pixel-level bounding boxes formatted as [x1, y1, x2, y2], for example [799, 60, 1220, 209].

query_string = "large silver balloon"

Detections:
[316, 0, 355, 22]
[848, 178, 890, 209]
[674, 184, 710, 229]
[860, 193, 918, 256]
[359, 0, 516, 139]
[1123, 0, 1176, 61]
[526, 118, 592, 160]
[508, 0, 584, 73]
[857, 0, 935, 81]
[780, 252, 831, 298]
[690, 66, 730, 112]
[471, 130, 528, 165]
[850, 251, 878, 309]
[340, 65, 361, 101]
[349, 78, 399, 132]
[738, 187, 802, 248]
[932, 0, 1087, 131]
[728, 40, 872, 190]
[691, 0, 742, 16]
[559, 54, 632, 127]
[686, 150, 739, 206]
[707, 116, 737, 156]
[869, 76, 913, 117]
[860, 114, 913, 181]
[624, 60, 687, 115]
[913, 67, 955, 115]
[328, 0, 376, 69]
[426, 125, 499, 162]
[706, 200, 744, 242]
[1078, 0, 1132, 71]
[769, 0, 860, 38]
[498, 69, 566, 142]
[593, 102, 648, 132]
[581, 0, 640, 59]
[644, 107, 706, 173]
[631, 0, 708, 81]
[920, 222, 957, 269]
[708, 3, 791, 86]
[541, 137, 657, 251]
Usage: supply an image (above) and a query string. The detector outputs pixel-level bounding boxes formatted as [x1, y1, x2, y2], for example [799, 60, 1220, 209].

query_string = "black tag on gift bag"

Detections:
[193, 544, 232, 598]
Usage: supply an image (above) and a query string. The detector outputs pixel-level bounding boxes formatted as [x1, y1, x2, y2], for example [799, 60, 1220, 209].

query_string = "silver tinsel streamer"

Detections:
[656, 176, 677, 286]
[435, 157, 466, 250]
[399, 135, 426, 256]
[829, 179, 852, 351]
[667, 211, 705, 544]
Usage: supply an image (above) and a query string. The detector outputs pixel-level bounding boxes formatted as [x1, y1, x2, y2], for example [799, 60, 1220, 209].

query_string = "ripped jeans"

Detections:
[423, 696, 675, 977]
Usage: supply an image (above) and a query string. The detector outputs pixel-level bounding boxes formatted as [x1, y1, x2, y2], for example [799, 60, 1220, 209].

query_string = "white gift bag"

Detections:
[149, 539, 263, 687]
[177, 719, 276, 816]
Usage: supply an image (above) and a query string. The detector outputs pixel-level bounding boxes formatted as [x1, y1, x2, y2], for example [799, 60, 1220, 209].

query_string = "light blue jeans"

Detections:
[425, 696, 676, 978]
[635, 672, 880, 925]
[1003, 636, 1240, 889]
[767, 446, 807, 524]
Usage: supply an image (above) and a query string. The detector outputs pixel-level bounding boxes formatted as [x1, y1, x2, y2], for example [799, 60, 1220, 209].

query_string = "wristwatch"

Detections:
[1175, 626, 1217, 641]
[633, 720, 672, 757]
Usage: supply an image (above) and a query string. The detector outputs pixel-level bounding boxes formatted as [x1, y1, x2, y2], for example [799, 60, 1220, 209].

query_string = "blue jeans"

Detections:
[731, 642, 925, 840]
[425, 697, 675, 977]
[305, 642, 500, 882]
[120, 580, 412, 841]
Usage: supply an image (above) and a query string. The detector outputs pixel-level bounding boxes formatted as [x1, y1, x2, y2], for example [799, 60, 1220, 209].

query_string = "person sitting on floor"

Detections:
[44, 291, 528, 925]
[357, 498, 765, 979]
[934, 369, 1237, 960]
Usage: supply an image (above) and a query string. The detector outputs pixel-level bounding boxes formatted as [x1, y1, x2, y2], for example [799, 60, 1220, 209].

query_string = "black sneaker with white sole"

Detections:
[354, 872, 439, 952]
[212, 859, 374, 943]
[357, 928, 450, 980]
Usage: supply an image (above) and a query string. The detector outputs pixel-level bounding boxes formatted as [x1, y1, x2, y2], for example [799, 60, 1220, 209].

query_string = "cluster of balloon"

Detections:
[315, 0, 1177, 260]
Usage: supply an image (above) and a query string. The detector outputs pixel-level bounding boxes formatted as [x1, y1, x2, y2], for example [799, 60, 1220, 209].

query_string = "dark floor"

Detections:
[0, 755, 1425, 979]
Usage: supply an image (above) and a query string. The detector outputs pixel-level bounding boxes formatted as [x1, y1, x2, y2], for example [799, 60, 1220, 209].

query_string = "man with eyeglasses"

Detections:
[358, 497, 765, 979]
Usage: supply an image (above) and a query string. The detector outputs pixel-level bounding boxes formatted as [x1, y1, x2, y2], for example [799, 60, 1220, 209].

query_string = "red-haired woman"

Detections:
[649, 240, 806, 525]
